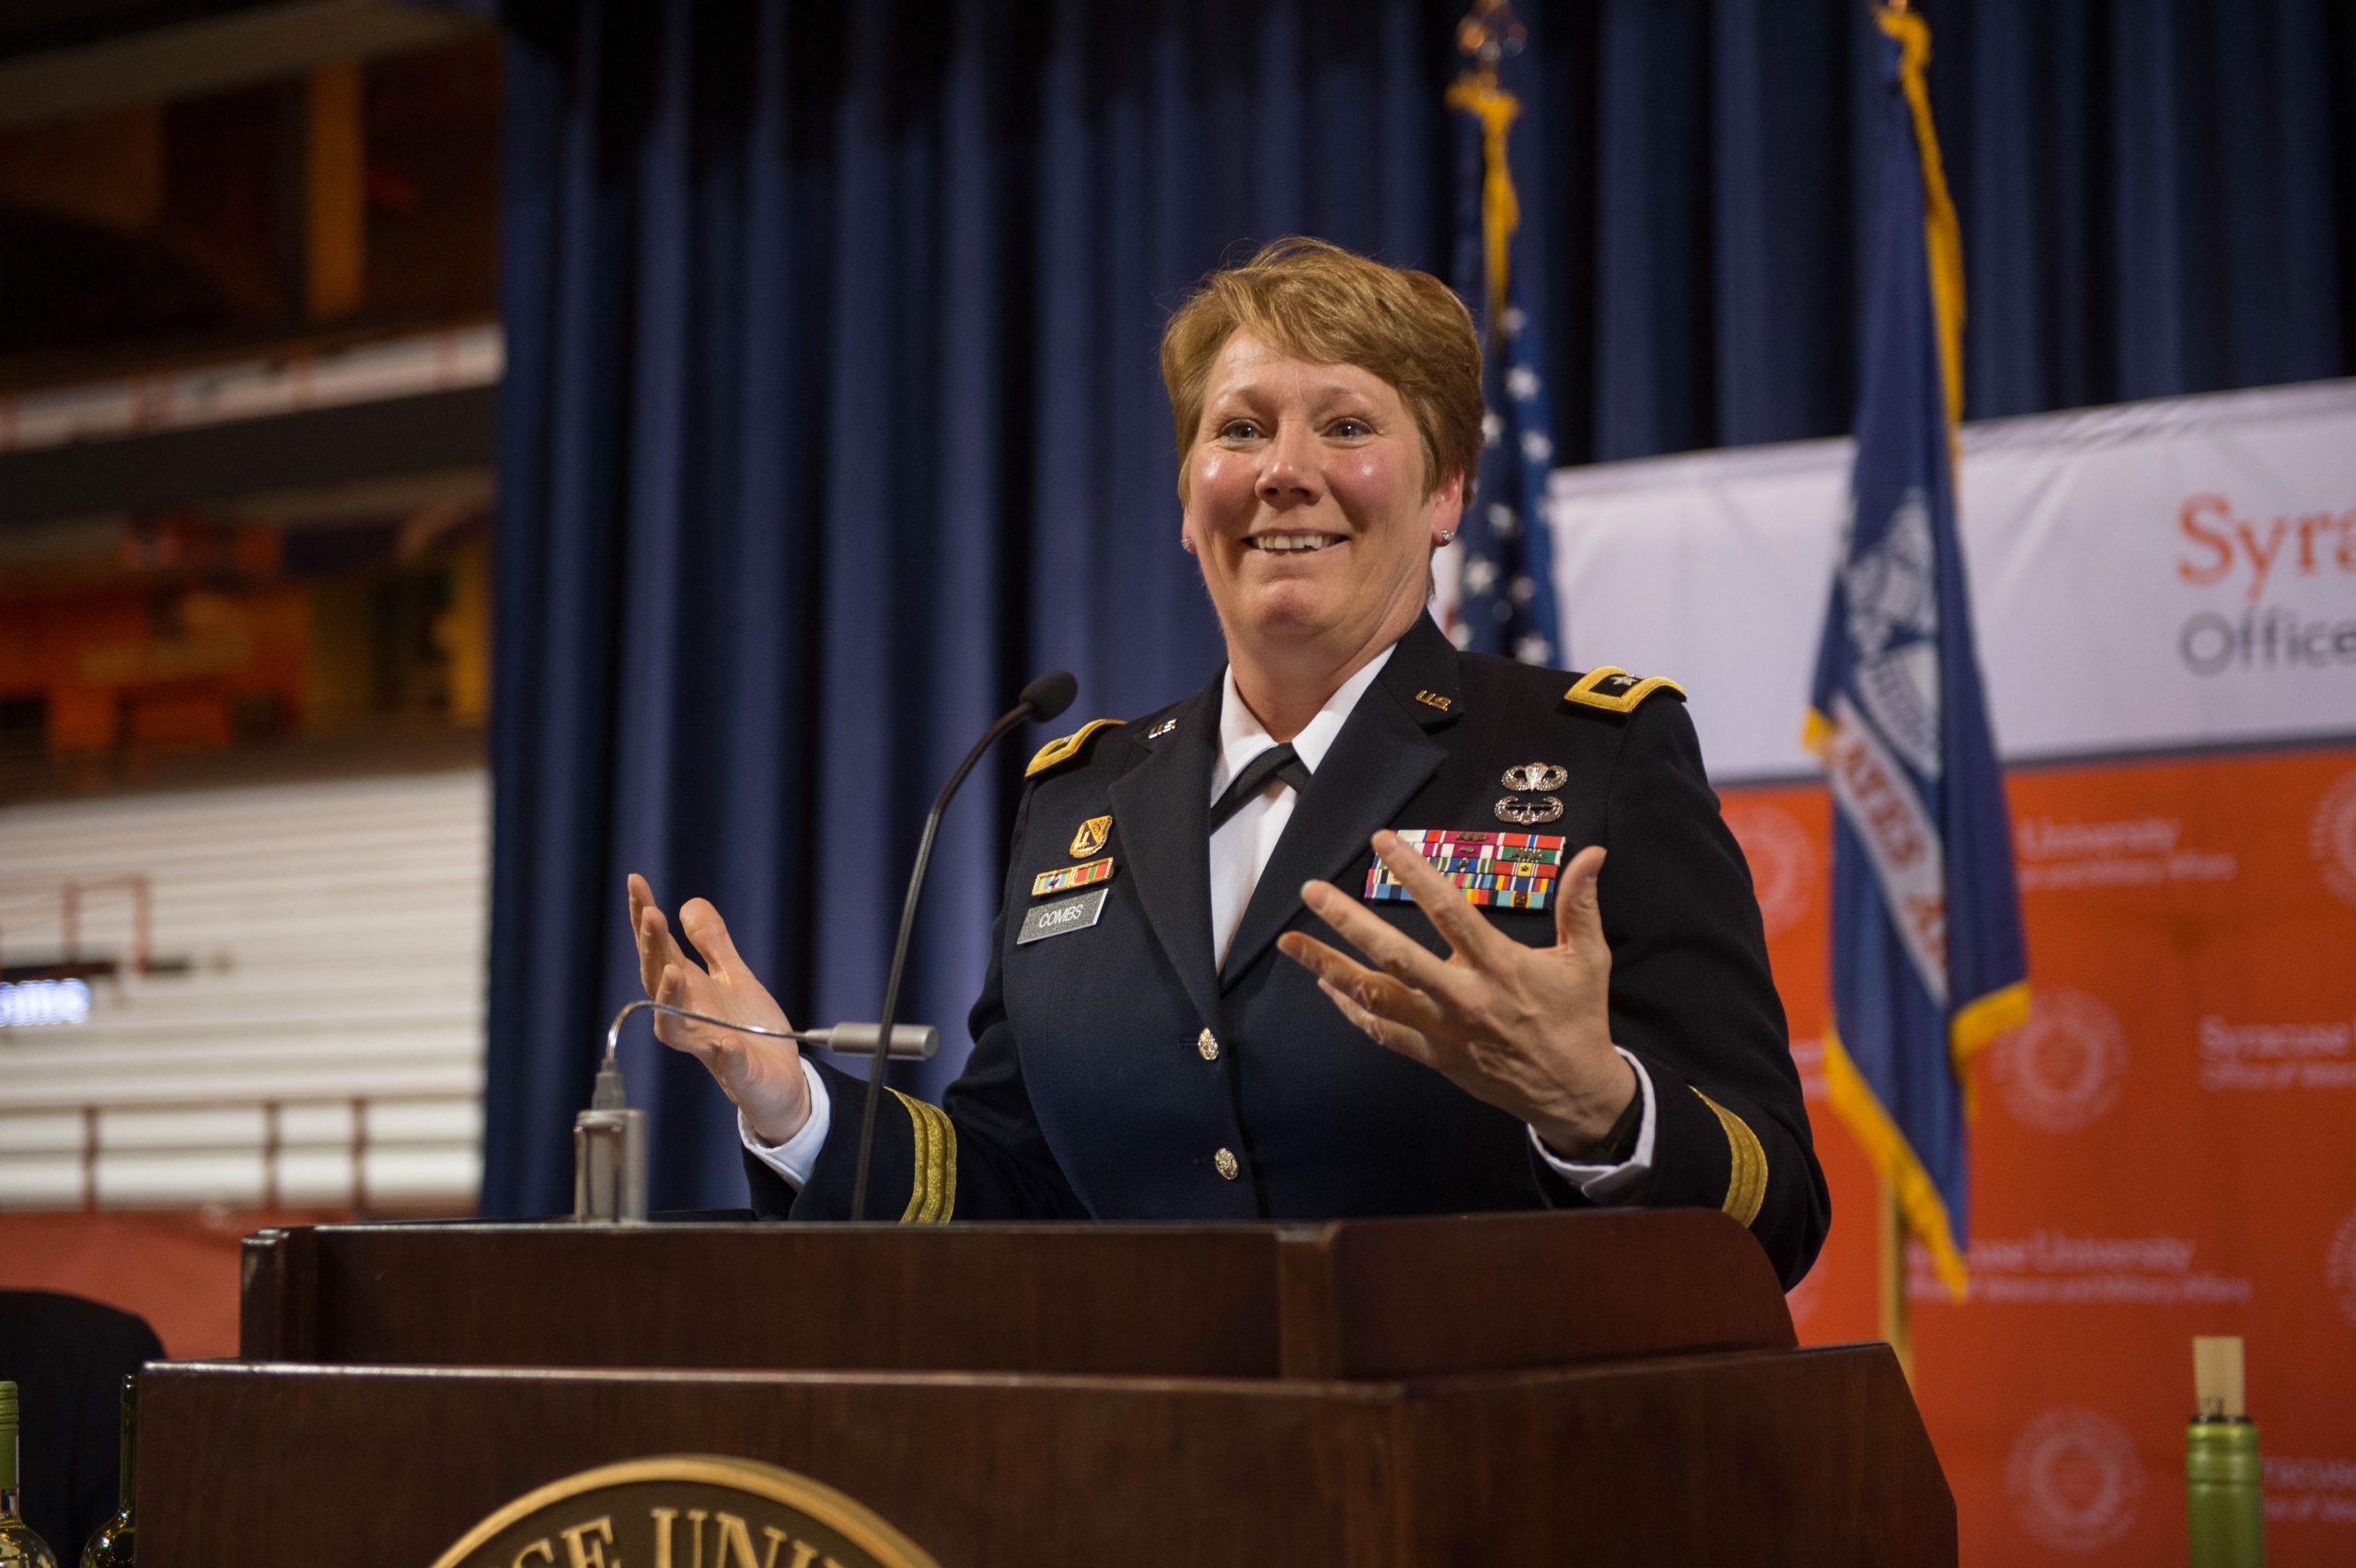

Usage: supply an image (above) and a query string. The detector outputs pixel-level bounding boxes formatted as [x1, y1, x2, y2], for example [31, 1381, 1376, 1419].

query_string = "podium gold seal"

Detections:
[432, 1455, 940, 1568]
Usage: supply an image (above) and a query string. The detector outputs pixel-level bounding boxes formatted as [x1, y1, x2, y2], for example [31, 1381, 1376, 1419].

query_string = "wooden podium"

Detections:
[139, 1210, 1952, 1564]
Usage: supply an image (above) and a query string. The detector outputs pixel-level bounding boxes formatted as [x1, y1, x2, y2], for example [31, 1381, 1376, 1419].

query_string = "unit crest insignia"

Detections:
[1068, 814, 1113, 858]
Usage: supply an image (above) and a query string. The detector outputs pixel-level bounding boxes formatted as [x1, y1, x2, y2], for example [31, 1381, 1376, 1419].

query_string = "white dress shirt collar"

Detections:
[1209, 642, 1396, 801]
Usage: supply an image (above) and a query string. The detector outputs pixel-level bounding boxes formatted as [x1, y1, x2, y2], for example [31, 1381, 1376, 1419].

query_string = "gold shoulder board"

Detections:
[1564, 665, 1688, 714]
[1024, 718, 1126, 778]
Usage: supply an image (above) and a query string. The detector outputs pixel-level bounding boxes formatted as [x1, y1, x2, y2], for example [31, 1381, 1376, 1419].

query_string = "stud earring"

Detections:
[1437, 528, 1455, 545]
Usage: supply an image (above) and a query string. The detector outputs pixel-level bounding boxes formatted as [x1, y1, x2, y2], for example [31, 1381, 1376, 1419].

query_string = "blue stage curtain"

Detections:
[483, 0, 2354, 1215]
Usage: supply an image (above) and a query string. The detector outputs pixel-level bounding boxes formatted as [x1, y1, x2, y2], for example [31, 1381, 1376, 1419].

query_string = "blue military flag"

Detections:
[1446, 14, 1562, 666]
[1807, 7, 2027, 1302]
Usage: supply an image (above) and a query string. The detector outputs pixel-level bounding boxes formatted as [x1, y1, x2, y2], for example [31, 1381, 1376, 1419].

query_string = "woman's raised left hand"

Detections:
[1276, 830, 1637, 1159]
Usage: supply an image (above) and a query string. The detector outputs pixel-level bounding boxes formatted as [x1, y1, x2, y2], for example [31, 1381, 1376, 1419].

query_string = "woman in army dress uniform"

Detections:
[627, 238, 1828, 1287]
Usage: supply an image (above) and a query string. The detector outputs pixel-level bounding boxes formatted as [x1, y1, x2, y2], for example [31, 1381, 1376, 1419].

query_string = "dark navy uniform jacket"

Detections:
[749, 613, 1829, 1287]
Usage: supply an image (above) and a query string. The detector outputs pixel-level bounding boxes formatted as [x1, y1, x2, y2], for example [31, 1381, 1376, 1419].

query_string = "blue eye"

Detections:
[1219, 420, 1263, 441]
[1331, 419, 1370, 438]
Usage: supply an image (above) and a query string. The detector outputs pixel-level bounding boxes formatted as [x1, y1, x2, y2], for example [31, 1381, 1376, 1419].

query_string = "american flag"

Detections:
[1446, 40, 1563, 667]
[1452, 295, 1562, 665]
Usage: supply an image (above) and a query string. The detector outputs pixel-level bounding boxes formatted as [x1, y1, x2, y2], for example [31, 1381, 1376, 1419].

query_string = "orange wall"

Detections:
[0, 1209, 323, 1359]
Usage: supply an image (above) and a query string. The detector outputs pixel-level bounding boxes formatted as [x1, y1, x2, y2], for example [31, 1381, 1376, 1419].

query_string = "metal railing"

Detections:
[0, 874, 150, 977]
[0, 1090, 479, 1214]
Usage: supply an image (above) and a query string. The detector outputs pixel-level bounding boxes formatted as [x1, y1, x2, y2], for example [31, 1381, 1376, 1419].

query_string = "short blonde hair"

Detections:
[1160, 236, 1484, 502]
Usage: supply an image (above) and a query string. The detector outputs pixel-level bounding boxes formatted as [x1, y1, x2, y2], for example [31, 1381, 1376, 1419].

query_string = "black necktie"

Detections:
[1208, 742, 1312, 832]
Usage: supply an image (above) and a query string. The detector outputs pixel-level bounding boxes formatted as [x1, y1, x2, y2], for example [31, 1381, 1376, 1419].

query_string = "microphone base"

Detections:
[572, 1107, 648, 1222]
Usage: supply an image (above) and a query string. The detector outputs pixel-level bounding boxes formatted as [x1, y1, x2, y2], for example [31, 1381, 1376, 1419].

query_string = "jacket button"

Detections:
[1196, 1028, 1220, 1061]
[1213, 1147, 1240, 1181]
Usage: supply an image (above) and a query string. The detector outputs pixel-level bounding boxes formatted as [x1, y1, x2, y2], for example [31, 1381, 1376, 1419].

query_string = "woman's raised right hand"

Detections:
[626, 872, 812, 1143]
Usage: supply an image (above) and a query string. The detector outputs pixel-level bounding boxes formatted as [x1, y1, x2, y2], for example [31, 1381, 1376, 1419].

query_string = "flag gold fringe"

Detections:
[1951, 978, 2030, 1089]
[1802, 704, 1835, 759]
[1822, 1022, 1969, 1303]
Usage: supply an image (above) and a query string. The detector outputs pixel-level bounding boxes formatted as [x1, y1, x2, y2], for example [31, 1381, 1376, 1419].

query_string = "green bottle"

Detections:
[0, 1382, 62, 1568]
[2187, 1336, 2267, 1568]
[76, 1376, 135, 1568]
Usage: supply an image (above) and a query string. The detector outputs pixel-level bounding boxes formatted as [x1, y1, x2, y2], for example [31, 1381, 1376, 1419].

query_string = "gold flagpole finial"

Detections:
[1455, 0, 1527, 78]
[1449, 0, 1529, 336]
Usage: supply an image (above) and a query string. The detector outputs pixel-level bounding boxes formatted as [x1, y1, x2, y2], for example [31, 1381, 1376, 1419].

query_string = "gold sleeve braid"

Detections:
[888, 1089, 957, 1223]
[1693, 1089, 1767, 1228]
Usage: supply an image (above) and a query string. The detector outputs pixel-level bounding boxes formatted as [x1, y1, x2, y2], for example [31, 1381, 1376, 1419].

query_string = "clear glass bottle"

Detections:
[76, 1375, 135, 1568]
[0, 1381, 62, 1568]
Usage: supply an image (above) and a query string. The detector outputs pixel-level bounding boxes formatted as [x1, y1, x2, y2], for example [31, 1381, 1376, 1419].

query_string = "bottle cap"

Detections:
[2192, 1335, 2246, 1420]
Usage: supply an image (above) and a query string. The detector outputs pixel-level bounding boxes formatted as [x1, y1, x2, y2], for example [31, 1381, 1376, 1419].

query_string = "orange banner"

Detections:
[1728, 744, 2356, 1565]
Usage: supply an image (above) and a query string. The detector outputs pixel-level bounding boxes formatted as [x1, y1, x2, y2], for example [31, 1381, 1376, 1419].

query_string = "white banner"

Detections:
[1546, 380, 2356, 780]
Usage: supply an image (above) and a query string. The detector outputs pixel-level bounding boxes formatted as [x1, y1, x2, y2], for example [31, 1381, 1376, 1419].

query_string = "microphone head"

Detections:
[1021, 669, 1079, 723]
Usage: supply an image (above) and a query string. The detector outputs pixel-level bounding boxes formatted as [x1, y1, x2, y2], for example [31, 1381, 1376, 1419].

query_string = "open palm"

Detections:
[626, 872, 810, 1142]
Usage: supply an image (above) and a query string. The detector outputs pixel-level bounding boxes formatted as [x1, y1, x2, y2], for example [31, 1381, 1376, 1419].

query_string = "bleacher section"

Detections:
[0, 768, 486, 1210]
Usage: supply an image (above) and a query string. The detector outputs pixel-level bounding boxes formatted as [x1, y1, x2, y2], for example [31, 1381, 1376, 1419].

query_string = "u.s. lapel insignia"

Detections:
[1414, 689, 1453, 713]
[1500, 762, 1568, 792]
[1146, 717, 1177, 740]
[1496, 795, 1565, 825]
[1069, 814, 1113, 858]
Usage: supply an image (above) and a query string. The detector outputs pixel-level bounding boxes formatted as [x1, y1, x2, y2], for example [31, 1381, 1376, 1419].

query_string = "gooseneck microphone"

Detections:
[576, 998, 939, 1222]
[600, 999, 941, 1068]
[849, 670, 1077, 1221]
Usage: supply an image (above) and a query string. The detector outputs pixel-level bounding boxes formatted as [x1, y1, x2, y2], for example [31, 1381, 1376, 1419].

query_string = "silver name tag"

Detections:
[1017, 887, 1110, 944]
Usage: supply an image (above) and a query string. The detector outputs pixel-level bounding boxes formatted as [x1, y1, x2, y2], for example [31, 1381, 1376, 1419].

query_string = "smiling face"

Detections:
[1182, 331, 1463, 674]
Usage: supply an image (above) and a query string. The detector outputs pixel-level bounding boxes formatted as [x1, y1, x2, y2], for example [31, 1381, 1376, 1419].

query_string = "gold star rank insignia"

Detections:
[1069, 814, 1112, 858]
